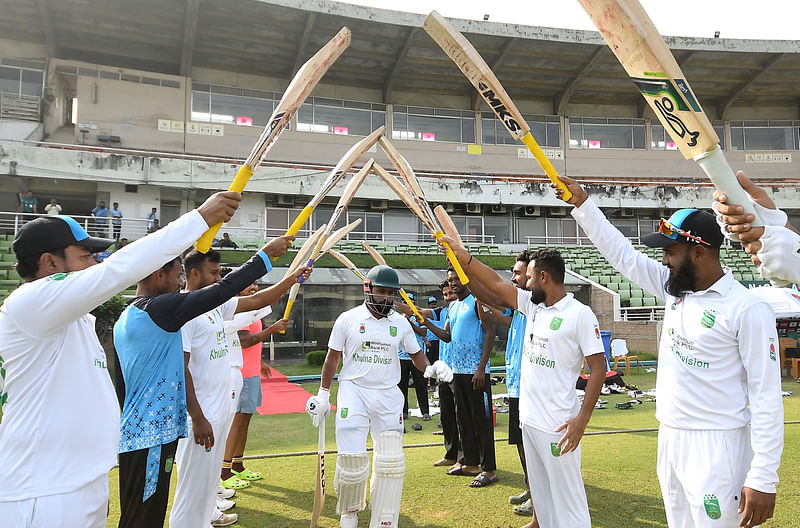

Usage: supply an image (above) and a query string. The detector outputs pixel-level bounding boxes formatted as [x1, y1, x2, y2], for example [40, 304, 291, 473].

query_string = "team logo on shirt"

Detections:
[550, 317, 563, 330]
[389, 326, 397, 337]
[0, 355, 7, 410]
[164, 457, 174, 473]
[700, 309, 717, 329]
[770, 339, 777, 362]
[46, 272, 70, 281]
[671, 298, 683, 310]
[703, 494, 721, 519]
[359, 324, 365, 334]
[594, 325, 600, 339]
[207, 315, 215, 323]
[341, 408, 349, 419]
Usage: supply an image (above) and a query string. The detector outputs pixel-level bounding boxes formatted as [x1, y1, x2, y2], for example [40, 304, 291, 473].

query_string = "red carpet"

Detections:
[256, 369, 335, 415]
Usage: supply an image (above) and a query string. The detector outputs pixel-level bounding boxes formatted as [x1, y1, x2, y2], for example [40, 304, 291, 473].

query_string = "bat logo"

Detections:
[653, 97, 700, 147]
[633, 78, 700, 147]
[319, 453, 325, 489]
[478, 81, 523, 136]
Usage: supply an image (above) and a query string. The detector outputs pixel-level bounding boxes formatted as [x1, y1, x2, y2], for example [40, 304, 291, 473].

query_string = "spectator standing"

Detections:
[44, 198, 62, 216]
[111, 202, 123, 240]
[91, 201, 109, 237]
[18, 191, 38, 218]
[147, 208, 158, 233]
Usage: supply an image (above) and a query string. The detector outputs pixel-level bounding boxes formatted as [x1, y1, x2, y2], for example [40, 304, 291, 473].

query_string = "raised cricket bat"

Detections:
[310, 416, 326, 528]
[298, 160, 374, 282]
[371, 162, 431, 230]
[195, 27, 351, 252]
[423, 11, 572, 202]
[328, 249, 366, 280]
[360, 241, 425, 321]
[282, 219, 363, 325]
[286, 126, 385, 240]
[378, 137, 470, 285]
[434, 205, 464, 245]
[577, 0, 760, 228]
[278, 225, 327, 334]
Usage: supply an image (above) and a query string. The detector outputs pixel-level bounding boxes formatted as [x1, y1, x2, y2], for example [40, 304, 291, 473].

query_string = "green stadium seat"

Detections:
[643, 297, 656, 307]
[619, 291, 631, 303]
[630, 298, 644, 307]
[630, 288, 644, 299]
[0, 279, 19, 288]
[587, 275, 599, 283]
[733, 272, 744, 281]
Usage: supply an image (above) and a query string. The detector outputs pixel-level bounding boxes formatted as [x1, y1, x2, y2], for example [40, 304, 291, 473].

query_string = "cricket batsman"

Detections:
[305, 265, 452, 528]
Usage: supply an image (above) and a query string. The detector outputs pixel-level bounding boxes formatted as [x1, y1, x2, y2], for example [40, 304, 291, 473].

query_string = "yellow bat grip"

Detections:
[280, 298, 295, 334]
[399, 289, 424, 321]
[195, 165, 255, 253]
[286, 205, 313, 237]
[520, 133, 572, 202]
[435, 231, 469, 285]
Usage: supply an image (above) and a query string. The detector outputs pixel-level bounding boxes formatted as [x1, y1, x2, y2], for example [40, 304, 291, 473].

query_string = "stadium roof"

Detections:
[3, 0, 799, 117]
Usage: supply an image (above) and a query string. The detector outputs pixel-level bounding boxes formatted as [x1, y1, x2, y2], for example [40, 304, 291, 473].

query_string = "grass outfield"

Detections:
[106, 371, 800, 527]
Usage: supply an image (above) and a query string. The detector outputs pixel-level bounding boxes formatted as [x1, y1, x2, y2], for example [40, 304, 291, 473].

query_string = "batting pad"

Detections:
[335, 452, 369, 515]
[369, 431, 405, 528]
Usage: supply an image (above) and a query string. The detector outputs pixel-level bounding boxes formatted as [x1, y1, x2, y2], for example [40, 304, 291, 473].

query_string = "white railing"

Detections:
[620, 306, 664, 322]
[0, 211, 151, 240]
[525, 234, 642, 246]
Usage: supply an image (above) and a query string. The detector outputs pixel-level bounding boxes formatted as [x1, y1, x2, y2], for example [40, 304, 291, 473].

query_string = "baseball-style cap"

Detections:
[13, 216, 114, 259]
[406, 292, 415, 300]
[428, 296, 437, 303]
[641, 209, 723, 249]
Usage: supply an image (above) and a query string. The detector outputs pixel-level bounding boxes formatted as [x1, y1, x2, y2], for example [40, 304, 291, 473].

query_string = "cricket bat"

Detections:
[328, 249, 366, 280]
[310, 416, 326, 528]
[576, 0, 760, 227]
[434, 205, 464, 246]
[286, 126, 385, 240]
[278, 225, 327, 334]
[195, 27, 351, 252]
[282, 219, 363, 325]
[360, 241, 425, 322]
[298, 160, 375, 282]
[423, 11, 572, 202]
[378, 137, 470, 285]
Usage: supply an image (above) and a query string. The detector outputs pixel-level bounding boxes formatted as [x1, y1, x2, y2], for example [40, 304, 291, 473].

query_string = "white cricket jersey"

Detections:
[516, 289, 605, 432]
[182, 297, 239, 421]
[572, 199, 783, 492]
[329, 304, 420, 390]
[0, 209, 209, 501]
[224, 306, 271, 369]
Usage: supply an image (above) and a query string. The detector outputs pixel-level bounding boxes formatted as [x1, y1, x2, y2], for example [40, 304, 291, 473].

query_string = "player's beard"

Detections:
[366, 294, 393, 317]
[665, 256, 696, 297]
[529, 284, 545, 305]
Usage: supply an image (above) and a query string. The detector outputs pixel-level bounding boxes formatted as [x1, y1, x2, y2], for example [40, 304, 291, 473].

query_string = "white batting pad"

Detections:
[334, 452, 369, 516]
[369, 431, 405, 528]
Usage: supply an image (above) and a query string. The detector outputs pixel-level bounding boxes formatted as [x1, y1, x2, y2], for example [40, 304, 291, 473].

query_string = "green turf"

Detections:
[105, 372, 800, 527]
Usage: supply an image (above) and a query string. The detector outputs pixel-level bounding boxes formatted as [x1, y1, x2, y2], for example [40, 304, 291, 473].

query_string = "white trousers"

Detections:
[0, 473, 108, 528]
[657, 425, 753, 528]
[521, 424, 591, 528]
[335, 380, 404, 454]
[169, 411, 235, 528]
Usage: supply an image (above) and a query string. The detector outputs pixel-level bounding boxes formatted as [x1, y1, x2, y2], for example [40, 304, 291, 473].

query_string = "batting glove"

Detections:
[306, 388, 330, 428]
[424, 360, 454, 384]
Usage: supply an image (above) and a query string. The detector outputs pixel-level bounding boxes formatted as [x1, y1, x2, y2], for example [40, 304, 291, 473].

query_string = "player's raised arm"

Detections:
[435, 234, 518, 310]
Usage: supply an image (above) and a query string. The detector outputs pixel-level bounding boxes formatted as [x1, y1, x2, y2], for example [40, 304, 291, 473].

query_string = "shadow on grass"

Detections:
[587, 484, 667, 528]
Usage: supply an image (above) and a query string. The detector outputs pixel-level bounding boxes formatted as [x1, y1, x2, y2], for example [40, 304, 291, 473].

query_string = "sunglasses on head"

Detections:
[657, 218, 710, 246]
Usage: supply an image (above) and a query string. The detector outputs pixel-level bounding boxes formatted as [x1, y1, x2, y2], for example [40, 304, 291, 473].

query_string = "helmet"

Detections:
[365, 265, 401, 290]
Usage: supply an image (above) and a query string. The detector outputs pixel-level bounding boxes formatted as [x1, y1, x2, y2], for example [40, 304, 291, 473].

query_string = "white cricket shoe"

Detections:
[216, 496, 235, 512]
[340, 513, 358, 528]
[217, 485, 236, 499]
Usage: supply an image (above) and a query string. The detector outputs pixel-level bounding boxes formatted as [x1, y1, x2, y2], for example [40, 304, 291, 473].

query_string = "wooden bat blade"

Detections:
[286, 126, 384, 238]
[325, 159, 375, 236]
[424, 11, 529, 141]
[434, 205, 463, 245]
[327, 249, 366, 280]
[576, 0, 718, 159]
[423, 11, 572, 202]
[196, 28, 350, 252]
[320, 218, 362, 254]
[310, 417, 326, 527]
[378, 136, 426, 199]
[371, 162, 432, 231]
[360, 241, 387, 266]
[285, 224, 328, 278]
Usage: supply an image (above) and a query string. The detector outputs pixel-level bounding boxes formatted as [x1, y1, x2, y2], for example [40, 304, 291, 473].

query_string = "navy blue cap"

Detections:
[642, 209, 723, 249]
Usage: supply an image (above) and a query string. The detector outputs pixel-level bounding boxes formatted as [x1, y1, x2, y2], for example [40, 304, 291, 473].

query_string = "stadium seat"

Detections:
[630, 298, 643, 307]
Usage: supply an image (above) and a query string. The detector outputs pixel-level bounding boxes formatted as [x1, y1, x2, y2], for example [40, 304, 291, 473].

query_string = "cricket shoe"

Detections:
[216, 496, 235, 512]
[211, 512, 238, 527]
[217, 486, 236, 500]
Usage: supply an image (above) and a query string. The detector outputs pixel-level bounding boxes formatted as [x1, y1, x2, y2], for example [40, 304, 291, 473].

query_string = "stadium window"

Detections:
[652, 122, 726, 150]
[445, 215, 484, 243]
[729, 120, 800, 151]
[266, 207, 312, 238]
[392, 105, 476, 143]
[345, 210, 383, 240]
[0, 63, 44, 98]
[297, 97, 386, 136]
[191, 83, 278, 127]
[482, 113, 560, 147]
[569, 117, 646, 150]
[483, 216, 511, 244]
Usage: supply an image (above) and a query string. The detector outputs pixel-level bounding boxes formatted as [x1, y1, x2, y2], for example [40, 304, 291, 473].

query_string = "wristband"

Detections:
[467, 253, 473, 266]
[267, 325, 274, 335]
